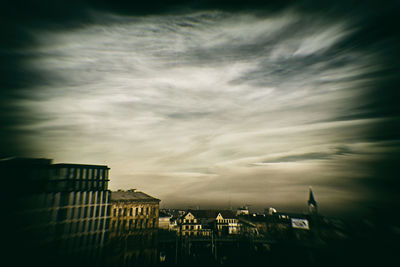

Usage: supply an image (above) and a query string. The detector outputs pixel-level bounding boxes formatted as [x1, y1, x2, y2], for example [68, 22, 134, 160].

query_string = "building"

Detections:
[236, 206, 250, 216]
[308, 187, 318, 214]
[106, 189, 160, 267]
[49, 163, 111, 263]
[1, 157, 111, 267]
[177, 210, 241, 237]
[178, 210, 210, 237]
[216, 210, 240, 235]
[158, 210, 173, 230]
[109, 189, 160, 233]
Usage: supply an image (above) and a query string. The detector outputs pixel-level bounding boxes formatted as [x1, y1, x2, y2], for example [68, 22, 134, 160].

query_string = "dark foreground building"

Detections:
[2, 157, 111, 267]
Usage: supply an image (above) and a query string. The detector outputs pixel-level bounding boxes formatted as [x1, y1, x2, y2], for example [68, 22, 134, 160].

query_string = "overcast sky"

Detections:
[2, 1, 400, 216]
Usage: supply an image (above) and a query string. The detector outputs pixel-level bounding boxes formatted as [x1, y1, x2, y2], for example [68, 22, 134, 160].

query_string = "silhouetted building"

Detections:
[1, 157, 111, 267]
[50, 163, 111, 263]
[308, 187, 318, 214]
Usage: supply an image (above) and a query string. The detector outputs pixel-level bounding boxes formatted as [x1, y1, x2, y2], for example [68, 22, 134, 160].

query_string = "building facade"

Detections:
[2, 158, 111, 267]
[106, 189, 160, 267]
[177, 210, 241, 237]
[49, 163, 111, 263]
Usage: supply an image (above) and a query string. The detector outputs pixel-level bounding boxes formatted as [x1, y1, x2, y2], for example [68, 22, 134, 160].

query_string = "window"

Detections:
[123, 208, 127, 216]
[135, 207, 138, 216]
[88, 220, 92, 231]
[60, 168, 67, 178]
[118, 208, 122, 216]
[146, 207, 149, 215]
[69, 168, 75, 179]
[113, 208, 117, 217]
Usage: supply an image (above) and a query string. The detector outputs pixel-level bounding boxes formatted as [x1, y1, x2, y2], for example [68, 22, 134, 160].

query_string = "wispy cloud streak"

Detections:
[10, 7, 398, 215]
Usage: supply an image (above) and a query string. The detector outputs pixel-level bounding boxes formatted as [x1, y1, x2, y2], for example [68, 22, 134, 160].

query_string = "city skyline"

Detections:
[2, 1, 400, 217]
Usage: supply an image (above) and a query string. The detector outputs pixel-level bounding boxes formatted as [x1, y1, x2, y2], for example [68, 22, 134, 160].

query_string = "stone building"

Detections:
[106, 189, 160, 267]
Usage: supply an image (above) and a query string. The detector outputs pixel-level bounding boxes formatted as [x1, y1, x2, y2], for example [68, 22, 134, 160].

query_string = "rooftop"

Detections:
[111, 189, 160, 202]
[186, 209, 237, 219]
[53, 163, 109, 169]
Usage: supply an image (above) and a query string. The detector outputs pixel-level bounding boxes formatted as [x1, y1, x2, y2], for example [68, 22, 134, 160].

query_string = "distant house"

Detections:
[236, 206, 250, 216]
[178, 211, 210, 237]
[158, 210, 172, 230]
[177, 210, 241, 237]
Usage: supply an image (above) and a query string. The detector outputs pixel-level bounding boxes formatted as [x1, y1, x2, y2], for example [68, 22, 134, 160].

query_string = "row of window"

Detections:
[59, 191, 110, 206]
[24, 191, 110, 210]
[183, 225, 200, 230]
[183, 219, 197, 223]
[56, 167, 109, 180]
[59, 218, 109, 235]
[60, 232, 105, 253]
[111, 218, 157, 231]
[57, 205, 110, 221]
[217, 219, 237, 223]
[112, 206, 157, 217]
[72, 180, 108, 191]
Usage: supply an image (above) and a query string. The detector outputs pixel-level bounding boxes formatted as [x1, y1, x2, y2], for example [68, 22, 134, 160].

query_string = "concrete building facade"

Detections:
[2, 158, 111, 267]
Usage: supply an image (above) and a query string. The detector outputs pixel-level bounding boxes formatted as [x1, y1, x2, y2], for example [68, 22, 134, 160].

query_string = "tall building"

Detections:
[1, 157, 111, 267]
[50, 163, 111, 264]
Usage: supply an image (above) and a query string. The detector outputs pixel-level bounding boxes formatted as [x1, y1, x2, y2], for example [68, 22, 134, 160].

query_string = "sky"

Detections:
[2, 1, 400, 216]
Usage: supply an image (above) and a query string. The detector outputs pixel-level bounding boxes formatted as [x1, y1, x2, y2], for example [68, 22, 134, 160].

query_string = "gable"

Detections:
[184, 212, 195, 220]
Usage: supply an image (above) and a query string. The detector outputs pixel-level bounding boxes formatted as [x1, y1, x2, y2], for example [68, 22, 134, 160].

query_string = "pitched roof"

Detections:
[308, 187, 317, 206]
[111, 190, 160, 202]
[186, 210, 237, 219]
[218, 210, 236, 219]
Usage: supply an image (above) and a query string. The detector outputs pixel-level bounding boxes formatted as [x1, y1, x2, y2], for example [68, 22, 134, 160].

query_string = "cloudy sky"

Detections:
[2, 1, 400, 216]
